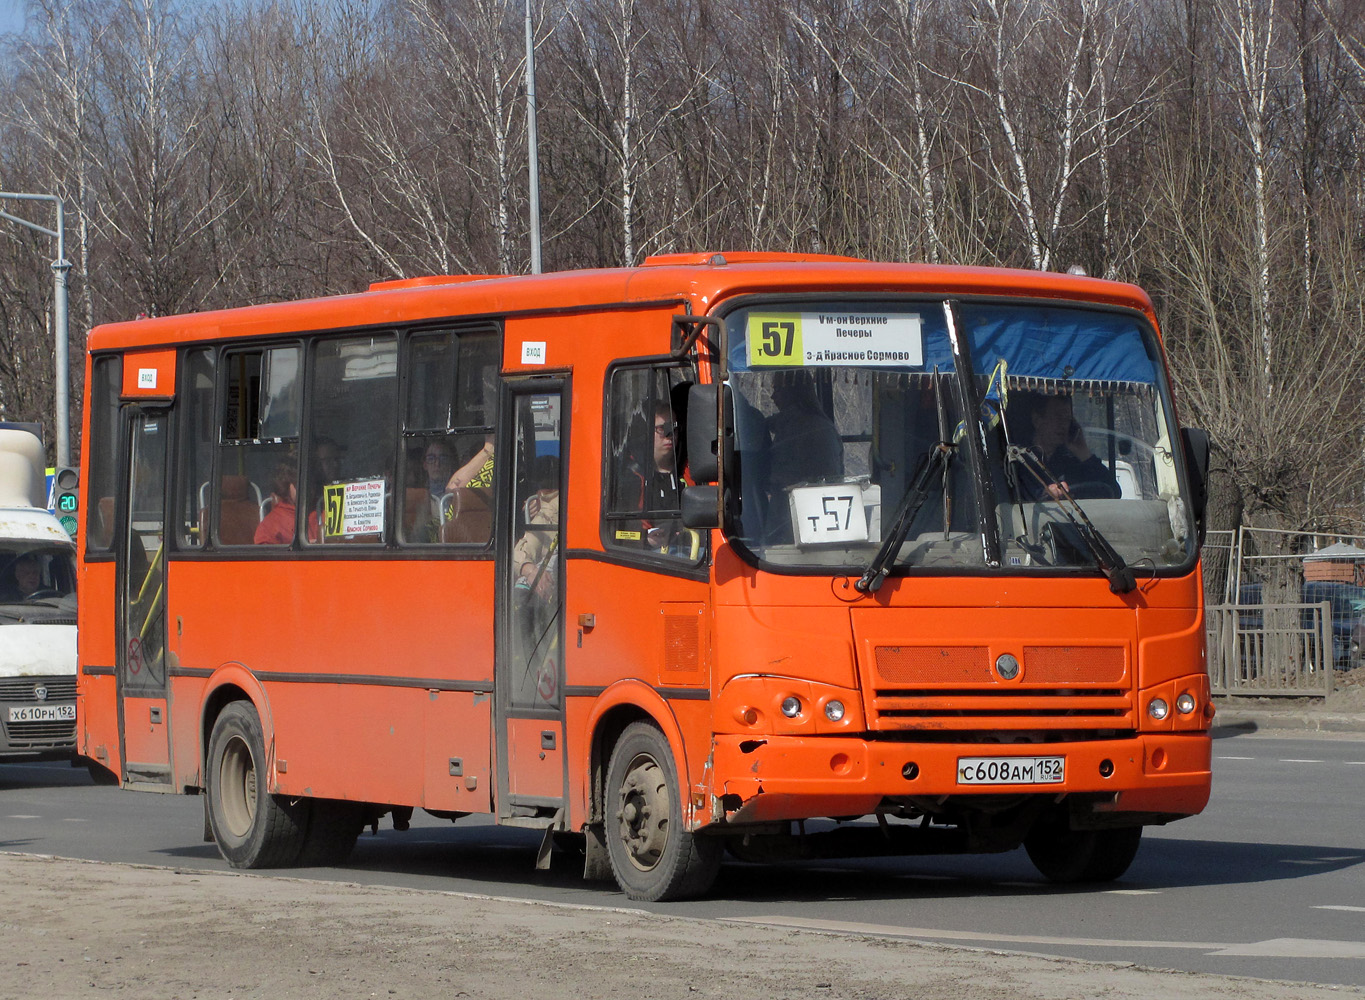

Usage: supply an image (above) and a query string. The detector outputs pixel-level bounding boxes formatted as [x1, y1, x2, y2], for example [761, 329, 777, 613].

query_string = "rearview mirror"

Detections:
[685, 383, 732, 486]
[1180, 427, 1210, 543]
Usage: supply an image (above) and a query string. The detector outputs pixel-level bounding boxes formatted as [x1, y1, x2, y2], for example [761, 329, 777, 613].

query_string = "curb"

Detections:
[1210, 708, 1365, 736]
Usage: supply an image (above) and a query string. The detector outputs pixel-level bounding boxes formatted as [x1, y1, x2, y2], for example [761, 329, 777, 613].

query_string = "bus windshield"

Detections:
[724, 298, 1195, 577]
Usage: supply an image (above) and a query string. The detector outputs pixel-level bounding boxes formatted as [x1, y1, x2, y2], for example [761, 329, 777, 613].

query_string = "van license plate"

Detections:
[8, 704, 76, 723]
[957, 756, 1064, 785]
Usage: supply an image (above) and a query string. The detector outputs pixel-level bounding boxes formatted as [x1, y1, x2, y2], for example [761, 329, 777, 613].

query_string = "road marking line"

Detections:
[1216, 756, 1255, 760]
[1209, 939, 1365, 959]
[1280, 758, 1325, 763]
[1314, 905, 1365, 912]
[1103, 889, 1160, 895]
[6, 815, 40, 820]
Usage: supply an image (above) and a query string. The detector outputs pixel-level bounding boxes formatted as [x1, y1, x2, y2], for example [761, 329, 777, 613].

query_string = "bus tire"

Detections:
[604, 720, 721, 902]
[296, 799, 366, 867]
[206, 701, 308, 868]
[1025, 823, 1143, 883]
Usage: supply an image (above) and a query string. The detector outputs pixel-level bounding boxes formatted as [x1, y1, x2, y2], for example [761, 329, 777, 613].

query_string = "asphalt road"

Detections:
[4, 730, 1365, 989]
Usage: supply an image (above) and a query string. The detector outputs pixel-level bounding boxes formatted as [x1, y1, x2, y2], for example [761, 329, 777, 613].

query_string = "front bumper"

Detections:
[709, 730, 1211, 824]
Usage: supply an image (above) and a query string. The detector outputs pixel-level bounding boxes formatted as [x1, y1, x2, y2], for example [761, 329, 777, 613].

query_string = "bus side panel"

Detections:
[166, 558, 494, 809]
[564, 559, 711, 829]
[77, 561, 120, 770]
[423, 690, 492, 812]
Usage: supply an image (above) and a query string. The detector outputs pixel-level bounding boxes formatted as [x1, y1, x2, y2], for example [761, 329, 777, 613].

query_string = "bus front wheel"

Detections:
[206, 701, 308, 868]
[1025, 822, 1143, 883]
[604, 721, 721, 902]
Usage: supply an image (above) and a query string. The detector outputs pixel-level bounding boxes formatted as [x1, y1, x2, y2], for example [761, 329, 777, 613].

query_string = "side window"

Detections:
[399, 328, 500, 545]
[306, 334, 398, 545]
[177, 348, 214, 548]
[602, 364, 697, 560]
[218, 346, 300, 547]
[85, 355, 122, 555]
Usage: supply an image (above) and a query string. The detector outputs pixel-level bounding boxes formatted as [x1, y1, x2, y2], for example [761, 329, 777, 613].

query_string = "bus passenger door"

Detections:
[116, 406, 174, 789]
[495, 381, 568, 830]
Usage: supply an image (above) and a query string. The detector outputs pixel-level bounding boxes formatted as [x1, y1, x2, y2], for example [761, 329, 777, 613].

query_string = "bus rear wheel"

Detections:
[1025, 822, 1143, 884]
[206, 701, 308, 868]
[605, 721, 720, 902]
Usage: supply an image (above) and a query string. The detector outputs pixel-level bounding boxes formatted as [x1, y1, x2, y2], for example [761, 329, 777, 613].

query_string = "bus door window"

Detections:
[217, 346, 300, 547]
[86, 355, 122, 554]
[507, 391, 563, 711]
[177, 349, 215, 548]
[602, 364, 698, 560]
[400, 329, 499, 545]
[122, 409, 169, 691]
[307, 334, 397, 545]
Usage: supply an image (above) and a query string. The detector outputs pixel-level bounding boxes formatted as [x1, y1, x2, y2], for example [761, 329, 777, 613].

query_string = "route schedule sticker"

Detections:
[746, 311, 924, 368]
[322, 479, 386, 537]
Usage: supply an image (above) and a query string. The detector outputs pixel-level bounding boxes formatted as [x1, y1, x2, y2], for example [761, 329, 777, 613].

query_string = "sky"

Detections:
[0, 2, 24, 36]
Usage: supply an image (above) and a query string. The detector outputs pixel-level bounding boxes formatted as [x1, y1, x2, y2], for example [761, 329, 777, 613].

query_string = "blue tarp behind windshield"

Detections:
[964, 304, 1158, 386]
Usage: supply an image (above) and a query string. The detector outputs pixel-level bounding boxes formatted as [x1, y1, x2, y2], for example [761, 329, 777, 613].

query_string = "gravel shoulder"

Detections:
[3, 853, 1359, 1000]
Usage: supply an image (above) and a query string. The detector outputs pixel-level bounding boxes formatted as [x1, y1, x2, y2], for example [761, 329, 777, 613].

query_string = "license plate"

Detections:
[957, 755, 1064, 785]
[7, 703, 76, 723]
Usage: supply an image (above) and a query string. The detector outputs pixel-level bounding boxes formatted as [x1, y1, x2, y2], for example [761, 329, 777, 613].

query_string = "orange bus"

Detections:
[75, 253, 1213, 900]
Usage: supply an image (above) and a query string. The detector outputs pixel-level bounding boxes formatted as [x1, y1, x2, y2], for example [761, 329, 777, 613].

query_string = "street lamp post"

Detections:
[0, 192, 71, 468]
[524, 0, 542, 275]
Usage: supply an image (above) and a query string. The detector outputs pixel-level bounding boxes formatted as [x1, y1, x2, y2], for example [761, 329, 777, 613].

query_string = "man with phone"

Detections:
[1020, 393, 1121, 501]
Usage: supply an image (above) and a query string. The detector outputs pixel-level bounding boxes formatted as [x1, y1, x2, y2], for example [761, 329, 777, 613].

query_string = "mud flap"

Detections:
[582, 822, 613, 881]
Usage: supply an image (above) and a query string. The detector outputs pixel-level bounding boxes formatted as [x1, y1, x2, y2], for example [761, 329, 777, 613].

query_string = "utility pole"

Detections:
[525, 0, 542, 274]
[0, 192, 72, 468]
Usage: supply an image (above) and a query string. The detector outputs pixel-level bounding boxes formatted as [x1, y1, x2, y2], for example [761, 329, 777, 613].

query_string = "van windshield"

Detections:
[723, 298, 1196, 579]
[0, 544, 78, 610]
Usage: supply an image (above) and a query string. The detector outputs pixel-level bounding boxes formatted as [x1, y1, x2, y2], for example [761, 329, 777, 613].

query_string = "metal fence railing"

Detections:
[1206, 602, 1333, 696]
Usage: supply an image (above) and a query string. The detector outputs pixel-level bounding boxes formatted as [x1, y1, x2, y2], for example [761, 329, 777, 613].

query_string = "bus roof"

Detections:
[86, 256, 1157, 352]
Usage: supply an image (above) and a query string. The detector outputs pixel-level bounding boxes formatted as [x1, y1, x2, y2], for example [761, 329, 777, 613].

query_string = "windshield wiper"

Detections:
[1006, 445, 1136, 594]
[857, 370, 955, 594]
[855, 443, 954, 593]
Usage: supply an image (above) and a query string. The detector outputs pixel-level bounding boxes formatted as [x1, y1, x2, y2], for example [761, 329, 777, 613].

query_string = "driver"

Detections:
[4, 553, 45, 601]
[1017, 393, 1120, 501]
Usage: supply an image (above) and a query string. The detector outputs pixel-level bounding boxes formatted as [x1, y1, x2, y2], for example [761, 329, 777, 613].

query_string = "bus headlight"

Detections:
[824, 700, 845, 722]
[1176, 692, 1196, 715]
[1147, 697, 1170, 721]
[780, 696, 802, 719]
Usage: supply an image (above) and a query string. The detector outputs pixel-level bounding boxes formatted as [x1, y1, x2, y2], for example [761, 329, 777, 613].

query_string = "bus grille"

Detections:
[865, 645, 1133, 734]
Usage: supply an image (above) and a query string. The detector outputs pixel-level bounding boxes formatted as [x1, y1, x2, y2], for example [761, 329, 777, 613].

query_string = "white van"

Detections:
[0, 424, 78, 760]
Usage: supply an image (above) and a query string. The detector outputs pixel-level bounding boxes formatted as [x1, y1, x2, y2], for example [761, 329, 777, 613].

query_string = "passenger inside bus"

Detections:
[254, 462, 298, 545]
[447, 434, 495, 491]
[413, 438, 456, 542]
[513, 455, 559, 600]
[1013, 392, 1120, 502]
[766, 372, 843, 496]
[763, 371, 844, 544]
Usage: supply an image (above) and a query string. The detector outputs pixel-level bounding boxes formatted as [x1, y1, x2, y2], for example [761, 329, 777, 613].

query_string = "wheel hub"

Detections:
[218, 734, 257, 839]
[615, 753, 669, 871]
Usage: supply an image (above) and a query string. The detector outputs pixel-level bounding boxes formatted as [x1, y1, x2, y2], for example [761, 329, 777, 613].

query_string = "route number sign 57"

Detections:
[789, 484, 871, 545]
